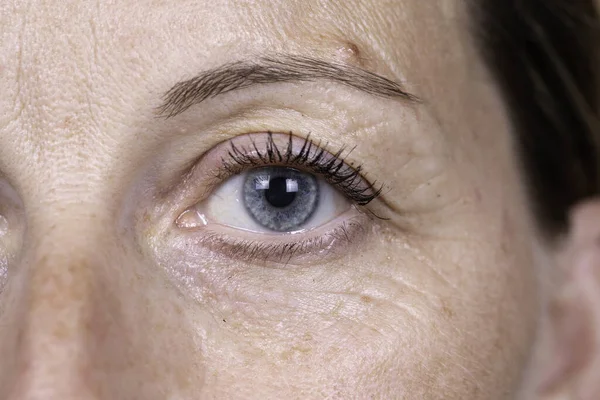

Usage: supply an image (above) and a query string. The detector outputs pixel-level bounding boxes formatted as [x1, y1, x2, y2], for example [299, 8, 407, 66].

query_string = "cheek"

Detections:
[143, 205, 538, 399]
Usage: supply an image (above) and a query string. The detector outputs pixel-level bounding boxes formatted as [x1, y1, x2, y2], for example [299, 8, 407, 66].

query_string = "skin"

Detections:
[540, 202, 600, 400]
[2, 0, 592, 398]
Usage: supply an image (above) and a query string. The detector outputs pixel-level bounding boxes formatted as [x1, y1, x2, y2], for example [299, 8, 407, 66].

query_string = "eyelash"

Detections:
[217, 132, 382, 206]
[194, 216, 367, 265]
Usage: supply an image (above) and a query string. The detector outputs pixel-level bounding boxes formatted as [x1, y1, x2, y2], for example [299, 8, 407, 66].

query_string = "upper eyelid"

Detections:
[156, 131, 387, 224]
[216, 132, 384, 205]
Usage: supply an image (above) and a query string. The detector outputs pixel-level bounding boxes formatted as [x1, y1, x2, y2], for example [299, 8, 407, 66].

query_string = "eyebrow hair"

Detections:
[156, 54, 420, 118]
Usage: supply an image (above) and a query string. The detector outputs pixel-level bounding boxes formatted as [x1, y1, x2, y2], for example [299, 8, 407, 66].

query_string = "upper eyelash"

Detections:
[219, 132, 383, 205]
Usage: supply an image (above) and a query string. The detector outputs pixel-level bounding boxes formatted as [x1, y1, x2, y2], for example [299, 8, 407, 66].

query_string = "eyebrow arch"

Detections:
[156, 54, 420, 118]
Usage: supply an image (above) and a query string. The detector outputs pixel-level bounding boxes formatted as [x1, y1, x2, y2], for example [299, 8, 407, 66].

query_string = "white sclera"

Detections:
[202, 171, 351, 234]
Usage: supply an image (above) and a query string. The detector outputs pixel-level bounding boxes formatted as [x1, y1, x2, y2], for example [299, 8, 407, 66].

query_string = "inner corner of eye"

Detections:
[175, 208, 209, 229]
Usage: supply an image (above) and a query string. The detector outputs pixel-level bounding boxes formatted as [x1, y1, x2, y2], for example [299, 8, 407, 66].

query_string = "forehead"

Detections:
[0, 0, 483, 195]
[0, 0, 463, 52]
[0, 0, 467, 114]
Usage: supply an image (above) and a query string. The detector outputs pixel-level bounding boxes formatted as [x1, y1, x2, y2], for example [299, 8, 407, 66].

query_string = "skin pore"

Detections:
[0, 0, 547, 399]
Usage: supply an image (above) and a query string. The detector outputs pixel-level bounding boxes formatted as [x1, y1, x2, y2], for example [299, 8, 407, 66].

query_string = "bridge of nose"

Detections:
[0, 227, 204, 399]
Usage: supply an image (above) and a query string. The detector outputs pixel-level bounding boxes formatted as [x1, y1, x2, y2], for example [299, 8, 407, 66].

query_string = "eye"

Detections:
[203, 166, 350, 233]
[174, 132, 383, 263]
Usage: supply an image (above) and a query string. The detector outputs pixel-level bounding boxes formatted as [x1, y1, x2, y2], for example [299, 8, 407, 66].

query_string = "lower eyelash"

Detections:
[189, 214, 369, 267]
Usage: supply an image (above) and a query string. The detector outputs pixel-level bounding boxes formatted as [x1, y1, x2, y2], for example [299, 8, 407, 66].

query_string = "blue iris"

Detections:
[243, 167, 319, 232]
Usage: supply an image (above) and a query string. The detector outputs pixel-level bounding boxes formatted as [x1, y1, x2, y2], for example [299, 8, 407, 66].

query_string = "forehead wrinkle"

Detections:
[0, 0, 451, 164]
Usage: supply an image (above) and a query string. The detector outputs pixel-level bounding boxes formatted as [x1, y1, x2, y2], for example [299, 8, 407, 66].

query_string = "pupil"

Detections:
[264, 177, 297, 208]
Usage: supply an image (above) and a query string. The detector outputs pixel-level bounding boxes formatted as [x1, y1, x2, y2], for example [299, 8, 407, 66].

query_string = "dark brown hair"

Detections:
[472, 1, 600, 235]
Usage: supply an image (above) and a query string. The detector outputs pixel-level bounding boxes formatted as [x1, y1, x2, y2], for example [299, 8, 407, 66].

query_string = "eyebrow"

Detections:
[156, 54, 420, 118]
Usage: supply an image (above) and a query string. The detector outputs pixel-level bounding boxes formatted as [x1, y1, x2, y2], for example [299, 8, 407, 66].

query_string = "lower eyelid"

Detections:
[173, 209, 371, 268]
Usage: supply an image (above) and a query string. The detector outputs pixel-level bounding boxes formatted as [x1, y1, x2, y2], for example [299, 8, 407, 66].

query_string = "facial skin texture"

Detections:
[0, 1, 544, 399]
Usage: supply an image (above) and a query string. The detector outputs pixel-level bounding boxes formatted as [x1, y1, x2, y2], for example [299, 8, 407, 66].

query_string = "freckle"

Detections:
[360, 295, 373, 304]
[441, 303, 455, 319]
[173, 302, 184, 316]
[61, 116, 73, 128]
[291, 344, 312, 354]
[279, 350, 292, 361]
